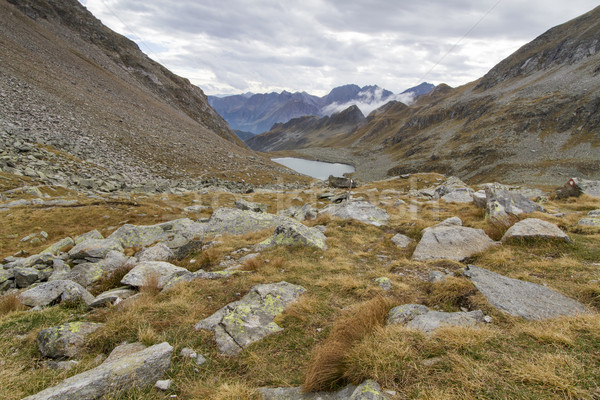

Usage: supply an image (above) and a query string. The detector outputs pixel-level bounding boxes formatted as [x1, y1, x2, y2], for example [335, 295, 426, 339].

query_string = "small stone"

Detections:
[155, 379, 171, 391]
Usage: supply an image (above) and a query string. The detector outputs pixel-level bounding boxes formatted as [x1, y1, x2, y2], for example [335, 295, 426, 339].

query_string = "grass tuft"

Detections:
[302, 296, 393, 392]
[0, 293, 27, 315]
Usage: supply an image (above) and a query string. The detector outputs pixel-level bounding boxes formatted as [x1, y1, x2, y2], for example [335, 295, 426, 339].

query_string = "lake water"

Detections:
[272, 157, 355, 180]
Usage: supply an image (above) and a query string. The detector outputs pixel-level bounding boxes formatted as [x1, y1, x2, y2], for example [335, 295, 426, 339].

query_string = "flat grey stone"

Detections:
[412, 217, 496, 261]
[19, 280, 95, 307]
[67, 251, 128, 287]
[391, 233, 413, 248]
[464, 265, 589, 320]
[68, 239, 123, 260]
[195, 281, 305, 356]
[201, 208, 293, 236]
[387, 304, 484, 332]
[319, 200, 389, 226]
[259, 380, 388, 399]
[23, 342, 172, 400]
[256, 221, 327, 251]
[37, 322, 103, 359]
[120, 261, 192, 289]
[89, 287, 137, 308]
[107, 218, 203, 249]
[502, 218, 570, 242]
[135, 243, 174, 262]
[73, 230, 104, 245]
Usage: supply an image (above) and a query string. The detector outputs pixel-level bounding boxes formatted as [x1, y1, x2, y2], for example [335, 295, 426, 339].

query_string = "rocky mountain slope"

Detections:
[250, 7, 600, 185]
[208, 83, 432, 134]
[245, 105, 365, 152]
[0, 0, 307, 190]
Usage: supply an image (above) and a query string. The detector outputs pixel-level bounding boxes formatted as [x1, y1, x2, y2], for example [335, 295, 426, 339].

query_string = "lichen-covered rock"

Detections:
[501, 218, 570, 242]
[22, 342, 173, 400]
[391, 233, 413, 248]
[14, 267, 42, 288]
[412, 217, 496, 261]
[68, 239, 123, 260]
[37, 322, 103, 359]
[41, 237, 75, 256]
[259, 380, 388, 399]
[67, 251, 128, 287]
[235, 198, 268, 213]
[203, 207, 295, 236]
[387, 304, 484, 332]
[135, 243, 174, 262]
[319, 200, 389, 226]
[578, 210, 600, 226]
[107, 218, 203, 249]
[464, 265, 589, 320]
[48, 259, 71, 282]
[89, 287, 137, 308]
[19, 280, 95, 307]
[73, 230, 104, 245]
[374, 277, 392, 291]
[195, 281, 305, 356]
[256, 221, 327, 251]
[484, 183, 544, 225]
[120, 261, 192, 289]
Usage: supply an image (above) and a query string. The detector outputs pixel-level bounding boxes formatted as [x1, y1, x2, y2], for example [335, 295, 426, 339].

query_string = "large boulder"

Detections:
[412, 217, 496, 261]
[484, 183, 544, 226]
[501, 218, 570, 242]
[464, 265, 589, 320]
[556, 177, 600, 199]
[120, 261, 191, 289]
[41, 237, 75, 256]
[259, 380, 388, 399]
[14, 267, 43, 288]
[256, 222, 327, 250]
[195, 282, 305, 356]
[68, 239, 123, 261]
[22, 342, 173, 400]
[328, 175, 357, 189]
[19, 280, 95, 307]
[234, 198, 267, 213]
[434, 176, 474, 203]
[107, 218, 203, 249]
[67, 251, 128, 287]
[202, 207, 294, 236]
[387, 304, 484, 333]
[319, 200, 389, 226]
[135, 243, 175, 262]
[37, 322, 103, 359]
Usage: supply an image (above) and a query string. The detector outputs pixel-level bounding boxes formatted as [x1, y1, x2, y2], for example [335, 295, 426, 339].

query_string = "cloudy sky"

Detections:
[81, 0, 598, 96]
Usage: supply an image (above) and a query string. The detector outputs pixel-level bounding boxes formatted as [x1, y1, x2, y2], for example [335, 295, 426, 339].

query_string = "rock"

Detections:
[68, 239, 123, 260]
[37, 322, 103, 359]
[319, 200, 389, 226]
[259, 380, 388, 399]
[41, 237, 75, 256]
[428, 270, 451, 283]
[105, 342, 147, 363]
[135, 243, 174, 262]
[234, 198, 267, 213]
[184, 205, 209, 213]
[279, 204, 317, 221]
[374, 277, 392, 290]
[120, 261, 191, 289]
[391, 233, 413, 248]
[67, 251, 128, 287]
[484, 183, 544, 226]
[19, 280, 95, 307]
[578, 210, 600, 226]
[387, 304, 430, 325]
[464, 265, 589, 320]
[501, 218, 570, 242]
[23, 342, 173, 400]
[556, 177, 600, 198]
[472, 190, 487, 208]
[328, 175, 357, 189]
[14, 267, 41, 288]
[412, 217, 496, 261]
[107, 218, 203, 249]
[256, 221, 327, 251]
[48, 259, 71, 282]
[155, 379, 171, 391]
[89, 287, 137, 308]
[441, 189, 474, 203]
[434, 177, 473, 203]
[202, 208, 293, 236]
[387, 304, 484, 332]
[195, 281, 305, 356]
[73, 230, 104, 245]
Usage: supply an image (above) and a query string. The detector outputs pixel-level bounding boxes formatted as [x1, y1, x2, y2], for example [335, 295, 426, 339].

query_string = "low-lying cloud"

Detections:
[322, 88, 415, 116]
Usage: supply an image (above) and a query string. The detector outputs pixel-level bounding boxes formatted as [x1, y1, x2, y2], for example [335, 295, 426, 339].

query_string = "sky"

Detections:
[80, 0, 599, 96]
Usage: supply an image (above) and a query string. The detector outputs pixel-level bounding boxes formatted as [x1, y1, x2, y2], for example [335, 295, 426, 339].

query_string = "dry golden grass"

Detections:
[302, 296, 394, 392]
[424, 277, 479, 311]
[0, 293, 26, 315]
[90, 264, 135, 296]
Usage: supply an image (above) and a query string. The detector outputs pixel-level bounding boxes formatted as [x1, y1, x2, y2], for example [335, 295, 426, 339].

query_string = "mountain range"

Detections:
[0, 0, 306, 188]
[208, 83, 434, 134]
[247, 6, 600, 185]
